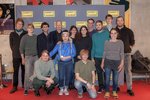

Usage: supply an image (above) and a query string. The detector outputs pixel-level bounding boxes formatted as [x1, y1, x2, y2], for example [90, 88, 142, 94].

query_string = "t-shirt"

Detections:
[75, 60, 95, 84]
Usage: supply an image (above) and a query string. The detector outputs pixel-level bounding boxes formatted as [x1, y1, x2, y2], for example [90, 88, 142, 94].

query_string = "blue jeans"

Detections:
[58, 60, 73, 89]
[74, 80, 97, 99]
[105, 68, 118, 92]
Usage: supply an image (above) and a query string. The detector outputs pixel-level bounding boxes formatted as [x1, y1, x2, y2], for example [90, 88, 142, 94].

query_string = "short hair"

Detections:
[87, 18, 95, 23]
[27, 23, 34, 29]
[105, 14, 113, 19]
[41, 22, 49, 28]
[96, 20, 103, 25]
[80, 49, 89, 56]
[62, 30, 69, 36]
[40, 50, 49, 57]
[16, 18, 24, 26]
[116, 16, 124, 21]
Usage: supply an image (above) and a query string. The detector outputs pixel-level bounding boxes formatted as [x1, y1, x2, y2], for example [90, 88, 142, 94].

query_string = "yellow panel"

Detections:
[65, 10, 77, 17]
[43, 11, 55, 17]
[87, 10, 98, 17]
[33, 22, 42, 28]
[21, 11, 33, 18]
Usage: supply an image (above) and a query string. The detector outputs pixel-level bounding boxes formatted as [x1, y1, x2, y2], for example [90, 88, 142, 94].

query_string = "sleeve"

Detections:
[37, 35, 40, 56]
[75, 40, 80, 56]
[49, 44, 59, 57]
[88, 37, 92, 55]
[91, 36, 95, 59]
[49, 60, 55, 79]
[34, 61, 47, 81]
[9, 32, 13, 50]
[20, 35, 26, 54]
[120, 40, 124, 60]
[75, 62, 80, 74]
[71, 43, 76, 58]
[90, 61, 96, 71]
[102, 41, 107, 59]
[129, 29, 135, 46]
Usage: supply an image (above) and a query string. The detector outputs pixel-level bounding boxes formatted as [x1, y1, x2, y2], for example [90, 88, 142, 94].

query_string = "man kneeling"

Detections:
[30, 50, 57, 96]
[74, 49, 97, 99]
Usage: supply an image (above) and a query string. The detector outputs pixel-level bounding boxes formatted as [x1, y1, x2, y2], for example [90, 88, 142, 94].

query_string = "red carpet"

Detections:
[0, 80, 150, 100]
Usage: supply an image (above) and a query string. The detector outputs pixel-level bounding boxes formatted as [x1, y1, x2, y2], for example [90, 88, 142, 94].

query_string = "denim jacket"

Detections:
[50, 41, 76, 62]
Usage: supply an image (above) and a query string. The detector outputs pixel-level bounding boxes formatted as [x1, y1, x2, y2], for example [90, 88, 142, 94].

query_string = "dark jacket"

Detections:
[9, 30, 27, 58]
[116, 26, 135, 53]
[37, 32, 50, 57]
[48, 30, 62, 59]
[75, 36, 92, 60]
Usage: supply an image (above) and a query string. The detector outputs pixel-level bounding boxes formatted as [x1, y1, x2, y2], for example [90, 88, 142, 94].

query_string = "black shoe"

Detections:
[97, 87, 104, 94]
[24, 90, 28, 95]
[127, 90, 134, 96]
[34, 90, 40, 96]
[117, 87, 120, 92]
[10, 87, 17, 94]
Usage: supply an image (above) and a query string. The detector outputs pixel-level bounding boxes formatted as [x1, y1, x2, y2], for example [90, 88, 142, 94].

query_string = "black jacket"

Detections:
[37, 32, 50, 57]
[75, 36, 92, 60]
[9, 30, 27, 58]
[116, 26, 135, 53]
[48, 30, 62, 59]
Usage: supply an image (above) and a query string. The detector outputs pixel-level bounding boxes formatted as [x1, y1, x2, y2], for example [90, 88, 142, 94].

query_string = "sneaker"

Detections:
[9, 87, 17, 94]
[78, 93, 83, 98]
[24, 90, 28, 95]
[112, 91, 118, 98]
[64, 88, 69, 95]
[58, 89, 64, 95]
[97, 87, 104, 94]
[104, 92, 110, 98]
[127, 90, 134, 96]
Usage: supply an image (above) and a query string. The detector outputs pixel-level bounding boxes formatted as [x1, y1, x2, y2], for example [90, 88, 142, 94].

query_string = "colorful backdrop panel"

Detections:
[16, 5, 124, 34]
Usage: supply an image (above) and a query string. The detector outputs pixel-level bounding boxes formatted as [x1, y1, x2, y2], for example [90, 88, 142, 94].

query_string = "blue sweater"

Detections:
[50, 42, 76, 61]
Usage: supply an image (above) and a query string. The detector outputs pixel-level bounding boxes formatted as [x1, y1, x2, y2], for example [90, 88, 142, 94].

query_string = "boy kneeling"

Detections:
[74, 49, 97, 99]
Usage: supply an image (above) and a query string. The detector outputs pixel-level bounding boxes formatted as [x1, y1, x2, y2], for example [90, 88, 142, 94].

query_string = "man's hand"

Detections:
[91, 85, 96, 92]
[22, 58, 25, 65]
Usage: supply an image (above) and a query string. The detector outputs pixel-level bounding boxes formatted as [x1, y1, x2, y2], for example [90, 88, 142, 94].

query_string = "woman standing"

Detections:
[69, 25, 78, 89]
[69, 25, 78, 44]
[101, 28, 124, 99]
[75, 25, 92, 61]
[49, 30, 76, 96]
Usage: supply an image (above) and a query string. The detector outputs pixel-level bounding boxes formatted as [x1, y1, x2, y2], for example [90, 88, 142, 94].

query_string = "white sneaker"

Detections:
[58, 89, 63, 95]
[64, 88, 69, 95]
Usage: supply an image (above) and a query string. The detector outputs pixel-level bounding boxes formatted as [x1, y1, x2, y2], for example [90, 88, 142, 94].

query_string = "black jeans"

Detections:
[94, 58, 104, 88]
[32, 77, 57, 91]
[12, 58, 25, 87]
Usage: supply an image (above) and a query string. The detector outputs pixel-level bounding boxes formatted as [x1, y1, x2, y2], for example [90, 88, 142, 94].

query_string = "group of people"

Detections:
[9, 14, 135, 99]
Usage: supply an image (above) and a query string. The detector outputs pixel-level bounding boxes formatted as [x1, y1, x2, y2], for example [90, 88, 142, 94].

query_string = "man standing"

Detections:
[104, 14, 113, 32]
[87, 18, 96, 37]
[116, 16, 135, 96]
[9, 18, 27, 94]
[91, 20, 109, 93]
[48, 20, 62, 59]
[37, 22, 50, 57]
